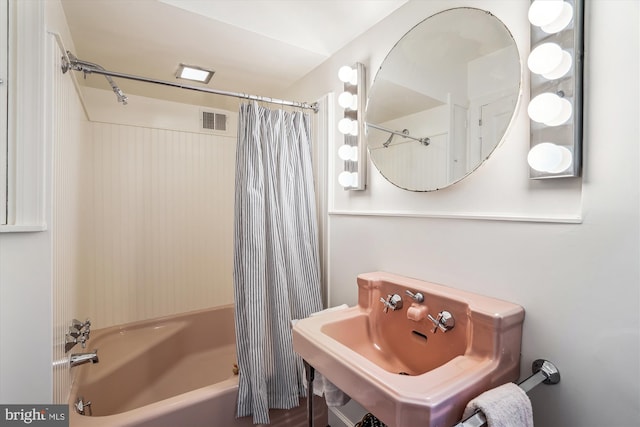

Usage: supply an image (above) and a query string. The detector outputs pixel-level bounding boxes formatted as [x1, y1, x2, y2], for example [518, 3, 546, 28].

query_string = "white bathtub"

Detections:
[69, 305, 327, 427]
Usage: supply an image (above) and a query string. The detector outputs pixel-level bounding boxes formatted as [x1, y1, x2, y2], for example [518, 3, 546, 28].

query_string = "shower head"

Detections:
[382, 129, 410, 148]
[63, 51, 128, 106]
[113, 87, 128, 105]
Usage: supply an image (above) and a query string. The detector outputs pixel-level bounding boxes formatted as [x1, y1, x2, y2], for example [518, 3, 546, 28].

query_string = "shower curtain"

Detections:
[233, 102, 323, 424]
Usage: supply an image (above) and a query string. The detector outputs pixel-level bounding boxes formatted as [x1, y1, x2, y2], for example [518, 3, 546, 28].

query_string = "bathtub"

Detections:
[69, 305, 328, 427]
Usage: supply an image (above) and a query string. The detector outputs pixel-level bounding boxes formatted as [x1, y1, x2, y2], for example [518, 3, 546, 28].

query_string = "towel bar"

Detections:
[452, 359, 560, 427]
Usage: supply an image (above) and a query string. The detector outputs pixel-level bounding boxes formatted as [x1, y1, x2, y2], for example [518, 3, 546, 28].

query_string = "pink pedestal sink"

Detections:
[292, 272, 525, 427]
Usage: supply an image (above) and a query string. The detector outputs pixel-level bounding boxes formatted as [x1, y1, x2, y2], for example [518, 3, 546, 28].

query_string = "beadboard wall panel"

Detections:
[50, 34, 90, 404]
[82, 122, 236, 329]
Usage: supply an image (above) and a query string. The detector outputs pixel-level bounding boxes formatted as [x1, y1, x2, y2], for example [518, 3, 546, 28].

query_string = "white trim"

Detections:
[0, 0, 8, 225]
[328, 407, 356, 427]
[0, 224, 46, 232]
[314, 93, 334, 307]
[5, 0, 47, 230]
[328, 209, 583, 224]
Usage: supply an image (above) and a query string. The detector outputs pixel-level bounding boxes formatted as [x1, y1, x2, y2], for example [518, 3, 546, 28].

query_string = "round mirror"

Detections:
[366, 8, 520, 191]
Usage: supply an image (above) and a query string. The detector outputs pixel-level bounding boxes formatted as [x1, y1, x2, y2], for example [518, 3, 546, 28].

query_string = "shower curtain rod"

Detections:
[61, 51, 319, 113]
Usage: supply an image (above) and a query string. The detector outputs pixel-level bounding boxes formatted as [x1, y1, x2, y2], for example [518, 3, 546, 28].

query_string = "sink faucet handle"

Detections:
[379, 297, 389, 313]
[405, 290, 424, 303]
[427, 310, 455, 333]
[379, 297, 396, 313]
[380, 294, 403, 313]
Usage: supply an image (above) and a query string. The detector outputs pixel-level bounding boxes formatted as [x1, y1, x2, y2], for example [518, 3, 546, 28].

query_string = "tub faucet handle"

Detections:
[68, 326, 81, 338]
[72, 318, 91, 331]
[78, 334, 88, 348]
[65, 334, 78, 353]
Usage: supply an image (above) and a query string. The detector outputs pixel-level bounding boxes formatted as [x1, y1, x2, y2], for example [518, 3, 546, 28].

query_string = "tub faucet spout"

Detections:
[70, 350, 99, 368]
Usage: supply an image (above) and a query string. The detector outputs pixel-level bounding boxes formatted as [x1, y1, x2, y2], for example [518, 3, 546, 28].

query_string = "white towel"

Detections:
[294, 305, 351, 407]
[462, 383, 534, 427]
[313, 373, 351, 406]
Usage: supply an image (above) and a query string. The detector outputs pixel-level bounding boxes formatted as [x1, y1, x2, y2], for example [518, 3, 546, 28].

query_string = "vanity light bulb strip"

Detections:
[337, 63, 366, 190]
[527, 0, 583, 178]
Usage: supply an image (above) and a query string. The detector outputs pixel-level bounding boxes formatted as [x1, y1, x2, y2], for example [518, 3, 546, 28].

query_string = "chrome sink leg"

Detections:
[304, 360, 315, 427]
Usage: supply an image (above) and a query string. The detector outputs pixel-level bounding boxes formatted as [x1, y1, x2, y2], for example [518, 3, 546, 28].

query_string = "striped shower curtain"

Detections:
[233, 102, 323, 424]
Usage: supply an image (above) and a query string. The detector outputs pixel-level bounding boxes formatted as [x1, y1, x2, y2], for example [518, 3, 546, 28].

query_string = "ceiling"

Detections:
[60, 0, 408, 108]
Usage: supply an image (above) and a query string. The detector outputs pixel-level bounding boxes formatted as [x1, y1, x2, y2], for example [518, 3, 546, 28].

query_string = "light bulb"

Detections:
[338, 144, 354, 161]
[338, 118, 353, 135]
[338, 171, 352, 187]
[338, 92, 357, 110]
[528, 93, 572, 126]
[528, 0, 564, 27]
[528, 43, 573, 79]
[528, 93, 562, 123]
[542, 50, 572, 79]
[554, 146, 573, 172]
[528, 43, 562, 74]
[528, 143, 572, 173]
[349, 120, 359, 136]
[338, 171, 358, 188]
[544, 98, 572, 126]
[541, 2, 573, 33]
[349, 146, 359, 162]
[338, 66, 357, 84]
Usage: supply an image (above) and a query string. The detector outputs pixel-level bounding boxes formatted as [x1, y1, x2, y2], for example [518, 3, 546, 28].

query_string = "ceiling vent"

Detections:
[201, 110, 227, 132]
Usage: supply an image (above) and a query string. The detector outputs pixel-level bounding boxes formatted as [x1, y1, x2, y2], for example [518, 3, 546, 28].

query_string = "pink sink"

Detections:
[292, 272, 525, 427]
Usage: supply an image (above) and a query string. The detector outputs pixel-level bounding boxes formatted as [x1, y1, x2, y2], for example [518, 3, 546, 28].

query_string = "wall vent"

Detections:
[201, 110, 227, 132]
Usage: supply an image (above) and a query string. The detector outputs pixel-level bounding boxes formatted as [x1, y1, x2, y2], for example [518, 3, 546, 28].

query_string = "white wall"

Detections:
[49, 25, 91, 404]
[0, 230, 52, 404]
[79, 89, 237, 328]
[0, 0, 50, 404]
[287, 1, 639, 426]
[0, 0, 85, 404]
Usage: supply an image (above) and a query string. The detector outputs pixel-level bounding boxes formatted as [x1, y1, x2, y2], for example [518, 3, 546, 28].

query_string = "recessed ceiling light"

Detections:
[175, 64, 214, 83]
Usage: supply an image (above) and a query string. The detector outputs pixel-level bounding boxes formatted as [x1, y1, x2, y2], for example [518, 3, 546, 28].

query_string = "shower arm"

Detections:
[63, 51, 128, 105]
[366, 122, 430, 147]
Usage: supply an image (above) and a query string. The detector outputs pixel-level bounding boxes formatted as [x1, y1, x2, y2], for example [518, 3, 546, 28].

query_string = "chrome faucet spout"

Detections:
[70, 350, 99, 368]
